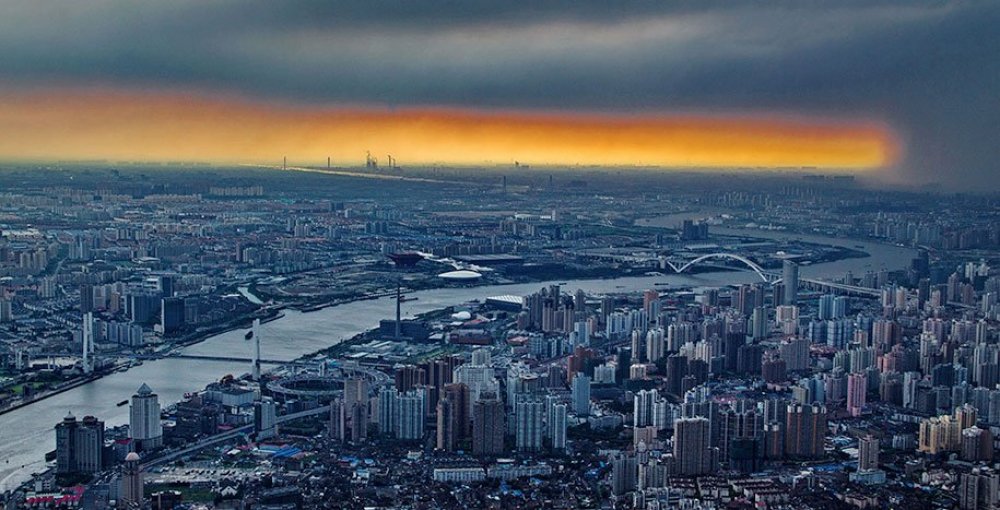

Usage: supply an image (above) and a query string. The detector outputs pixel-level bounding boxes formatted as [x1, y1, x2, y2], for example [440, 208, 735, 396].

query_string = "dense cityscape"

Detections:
[0, 165, 996, 509]
[2, 1, 999, 509]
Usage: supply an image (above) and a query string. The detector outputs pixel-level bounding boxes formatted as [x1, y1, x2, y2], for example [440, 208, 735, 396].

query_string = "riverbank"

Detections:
[0, 228, 916, 493]
[0, 373, 104, 417]
[2, 224, 878, 419]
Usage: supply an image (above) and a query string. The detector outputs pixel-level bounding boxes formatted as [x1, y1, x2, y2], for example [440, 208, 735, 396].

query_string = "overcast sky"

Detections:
[1, 1, 996, 189]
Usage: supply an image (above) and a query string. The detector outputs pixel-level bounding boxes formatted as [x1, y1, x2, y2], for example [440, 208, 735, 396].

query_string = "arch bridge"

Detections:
[663, 252, 884, 297]
[663, 252, 778, 283]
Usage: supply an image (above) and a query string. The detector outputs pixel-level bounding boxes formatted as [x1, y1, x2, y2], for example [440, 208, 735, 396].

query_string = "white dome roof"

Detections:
[438, 270, 482, 280]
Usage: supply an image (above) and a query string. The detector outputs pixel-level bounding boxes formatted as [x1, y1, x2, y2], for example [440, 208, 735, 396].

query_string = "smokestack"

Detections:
[502, 175, 507, 194]
[283, 156, 287, 170]
[327, 157, 331, 169]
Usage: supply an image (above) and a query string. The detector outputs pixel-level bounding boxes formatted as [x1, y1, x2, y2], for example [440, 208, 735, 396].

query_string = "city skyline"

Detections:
[0, 1, 998, 508]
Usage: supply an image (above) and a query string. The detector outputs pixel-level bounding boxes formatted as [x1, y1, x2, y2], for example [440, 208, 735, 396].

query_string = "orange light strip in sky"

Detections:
[0, 89, 899, 170]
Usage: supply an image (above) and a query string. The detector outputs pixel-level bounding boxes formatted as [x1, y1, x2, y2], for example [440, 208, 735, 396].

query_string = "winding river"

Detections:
[0, 225, 914, 491]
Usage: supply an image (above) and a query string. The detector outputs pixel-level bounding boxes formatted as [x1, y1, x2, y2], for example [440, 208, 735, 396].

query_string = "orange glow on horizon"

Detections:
[0, 89, 900, 170]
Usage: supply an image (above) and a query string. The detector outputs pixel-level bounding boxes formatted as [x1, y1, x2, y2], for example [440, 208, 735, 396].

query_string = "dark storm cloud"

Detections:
[0, 0, 996, 189]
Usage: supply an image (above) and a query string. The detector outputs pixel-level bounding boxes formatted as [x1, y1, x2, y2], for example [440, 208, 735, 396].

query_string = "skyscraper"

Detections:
[350, 401, 368, 443]
[377, 387, 399, 437]
[634, 389, 659, 428]
[751, 306, 769, 340]
[160, 297, 185, 335]
[443, 382, 470, 440]
[858, 435, 879, 471]
[783, 260, 799, 305]
[961, 427, 994, 463]
[436, 397, 456, 451]
[254, 397, 278, 440]
[472, 398, 505, 456]
[344, 378, 370, 414]
[329, 399, 346, 442]
[129, 383, 163, 451]
[959, 469, 1000, 510]
[572, 374, 591, 416]
[784, 403, 827, 458]
[55, 413, 105, 474]
[550, 403, 567, 451]
[515, 399, 545, 451]
[396, 389, 425, 441]
[847, 372, 867, 417]
[673, 417, 714, 476]
[611, 452, 637, 496]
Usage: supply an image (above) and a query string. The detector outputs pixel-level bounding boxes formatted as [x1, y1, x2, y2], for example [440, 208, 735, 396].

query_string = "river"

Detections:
[0, 226, 915, 491]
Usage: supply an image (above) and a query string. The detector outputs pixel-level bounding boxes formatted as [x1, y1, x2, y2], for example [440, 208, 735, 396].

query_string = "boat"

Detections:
[116, 400, 128, 407]
[399, 296, 419, 303]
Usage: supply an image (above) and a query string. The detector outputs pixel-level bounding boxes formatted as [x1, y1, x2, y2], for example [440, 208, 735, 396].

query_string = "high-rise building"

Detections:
[751, 306, 770, 340]
[329, 399, 346, 442]
[120, 452, 143, 507]
[349, 402, 368, 443]
[784, 403, 827, 458]
[665, 354, 688, 396]
[919, 415, 960, 454]
[571, 374, 591, 416]
[377, 387, 399, 437]
[646, 327, 665, 362]
[673, 417, 714, 476]
[779, 337, 810, 372]
[436, 397, 456, 451]
[396, 389, 425, 441]
[158, 275, 175, 298]
[783, 260, 799, 305]
[550, 403, 567, 451]
[472, 398, 505, 456]
[129, 383, 163, 451]
[719, 404, 763, 472]
[55, 413, 104, 474]
[515, 398, 545, 451]
[611, 452, 637, 496]
[160, 297, 185, 335]
[961, 427, 994, 463]
[847, 372, 867, 417]
[443, 383, 470, 440]
[960, 469, 1000, 510]
[254, 397, 278, 440]
[79, 284, 94, 314]
[858, 435, 879, 471]
[344, 378, 369, 414]
[634, 389, 659, 427]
